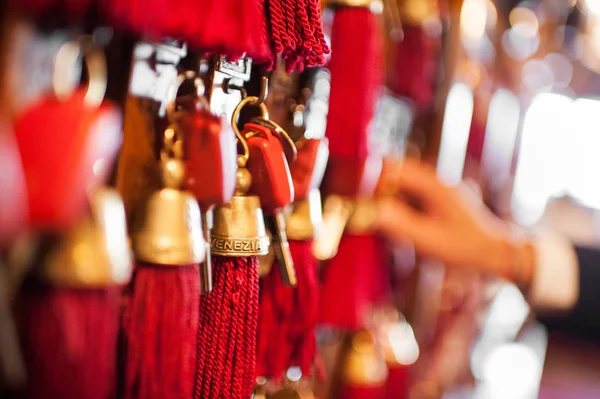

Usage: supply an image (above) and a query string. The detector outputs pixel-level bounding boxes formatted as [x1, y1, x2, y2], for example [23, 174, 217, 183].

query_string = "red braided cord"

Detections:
[194, 256, 259, 399]
[121, 263, 200, 399]
[16, 281, 120, 399]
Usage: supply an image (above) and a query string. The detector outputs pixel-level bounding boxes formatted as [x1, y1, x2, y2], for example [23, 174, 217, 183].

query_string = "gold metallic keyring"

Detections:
[231, 96, 269, 168]
[52, 38, 107, 108]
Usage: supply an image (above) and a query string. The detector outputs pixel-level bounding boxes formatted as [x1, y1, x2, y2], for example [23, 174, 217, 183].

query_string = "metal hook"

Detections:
[231, 96, 269, 167]
[250, 76, 269, 106]
[165, 71, 209, 122]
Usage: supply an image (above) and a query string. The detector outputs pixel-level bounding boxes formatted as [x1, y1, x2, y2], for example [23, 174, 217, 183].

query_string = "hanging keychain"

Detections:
[14, 38, 130, 399]
[239, 93, 297, 287]
[124, 117, 205, 399]
[195, 98, 269, 399]
[175, 72, 238, 294]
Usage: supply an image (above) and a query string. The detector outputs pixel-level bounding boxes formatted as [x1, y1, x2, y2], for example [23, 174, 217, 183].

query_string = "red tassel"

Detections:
[120, 263, 200, 399]
[264, 0, 329, 70]
[326, 7, 383, 160]
[16, 281, 120, 399]
[256, 240, 319, 380]
[287, 240, 319, 377]
[319, 234, 385, 330]
[341, 385, 386, 399]
[384, 365, 409, 399]
[194, 256, 259, 399]
[388, 25, 438, 110]
[101, 0, 270, 61]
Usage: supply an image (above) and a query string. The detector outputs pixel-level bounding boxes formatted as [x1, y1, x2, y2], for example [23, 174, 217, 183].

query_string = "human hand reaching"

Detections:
[374, 158, 531, 283]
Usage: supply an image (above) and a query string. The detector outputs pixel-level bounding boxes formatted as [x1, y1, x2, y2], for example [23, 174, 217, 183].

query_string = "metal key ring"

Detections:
[165, 71, 209, 123]
[231, 96, 269, 168]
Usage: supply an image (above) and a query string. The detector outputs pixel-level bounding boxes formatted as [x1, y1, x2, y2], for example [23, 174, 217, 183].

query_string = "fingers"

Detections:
[374, 196, 438, 249]
[382, 158, 453, 213]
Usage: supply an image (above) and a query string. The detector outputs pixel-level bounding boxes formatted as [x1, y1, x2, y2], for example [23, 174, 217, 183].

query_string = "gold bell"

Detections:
[211, 156, 270, 257]
[343, 330, 388, 387]
[42, 188, 132, 287]
[131, 127, 206, 265]
[285, 189, 324, 241]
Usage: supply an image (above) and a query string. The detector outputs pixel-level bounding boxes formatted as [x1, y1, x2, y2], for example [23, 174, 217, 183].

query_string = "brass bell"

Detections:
[285, 189, 324, 241]
[343, 330, 388, 387]
[211, 156, 270, 257]
[131, 127, 206, 265]
[43, 188, 133, 287]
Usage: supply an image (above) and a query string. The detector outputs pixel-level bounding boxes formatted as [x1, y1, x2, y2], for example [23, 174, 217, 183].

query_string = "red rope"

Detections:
[194, 256, 259, 399]
[120, 263, 200, 399]
[16, 281, 120, 399]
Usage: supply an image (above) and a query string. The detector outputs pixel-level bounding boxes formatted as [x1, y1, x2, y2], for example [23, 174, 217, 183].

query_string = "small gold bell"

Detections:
[285, 189, 324, 241]
[343, 330, 388, 387]
[131, 127, 206, 265]
[211, 156, 269, 257]
[42, 188, 132, 287]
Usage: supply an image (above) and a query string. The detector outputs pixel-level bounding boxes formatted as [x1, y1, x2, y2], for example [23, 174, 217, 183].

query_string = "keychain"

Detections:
[234, 97, 297, 287]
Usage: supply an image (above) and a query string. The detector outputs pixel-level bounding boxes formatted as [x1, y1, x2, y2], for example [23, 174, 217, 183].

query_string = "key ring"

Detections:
[231, 96, 269, 168]
[52, 37, 107, 108]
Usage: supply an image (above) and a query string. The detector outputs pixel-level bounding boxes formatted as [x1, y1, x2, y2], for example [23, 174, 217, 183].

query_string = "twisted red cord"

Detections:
[120, 263, 200, 399]
[16, 281, 120, 399]
[194, 256, 259, 399]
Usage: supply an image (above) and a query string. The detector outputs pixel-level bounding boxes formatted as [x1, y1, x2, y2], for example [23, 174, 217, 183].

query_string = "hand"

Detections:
[374, 158, 513, 277]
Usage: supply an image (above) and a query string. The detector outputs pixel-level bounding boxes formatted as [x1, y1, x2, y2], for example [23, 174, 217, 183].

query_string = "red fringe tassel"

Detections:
[16, 281, 120, 399]
[319, 235, 386, 330]
[194, 256, 259, 399]
[120, 263, 200, 399]
[341, 385, 386, 399]
[256, 240, 320, 380]
[384, 365, 409, 399]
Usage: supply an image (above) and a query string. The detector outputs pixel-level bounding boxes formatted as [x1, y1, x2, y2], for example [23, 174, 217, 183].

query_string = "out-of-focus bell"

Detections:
[131, 127, 206, 265]
[211, 157, 269, 257]
[285, 189, 324, 241]
[343, 330, 388, 387]
[43, 188, 132, 287]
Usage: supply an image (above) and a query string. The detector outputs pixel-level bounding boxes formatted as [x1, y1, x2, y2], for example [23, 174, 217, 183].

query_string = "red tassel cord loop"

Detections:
[194, 256, 259, 399]
[16, 281, 120, 399]
[256, 240, 320, 382]
[120, 263, 200, 399]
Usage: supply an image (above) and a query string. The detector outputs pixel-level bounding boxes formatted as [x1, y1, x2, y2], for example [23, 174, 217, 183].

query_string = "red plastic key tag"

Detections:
[243, 121, 294, 213]
[290, 138, 329, 201]
[182, 109, 237, 209]
[14, 40, 119, 232]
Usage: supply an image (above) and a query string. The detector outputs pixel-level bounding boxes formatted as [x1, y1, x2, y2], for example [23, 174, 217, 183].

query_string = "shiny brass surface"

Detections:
[345, 198, 377, 234]
[312, 195, 354, 261]
[132, 188, 205, 265]
[212, 195, 270, 257]
[43, 188, 133, 287]
[201, 209, 214, 294]
[343, 330, 388, 386]
[132, 133, 206, 265]
[286, 189, 324, 241]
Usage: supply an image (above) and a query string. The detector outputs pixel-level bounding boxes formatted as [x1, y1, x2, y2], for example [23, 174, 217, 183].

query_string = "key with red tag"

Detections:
[242, 120, 297, 286]
[179, 109, 237, 294]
